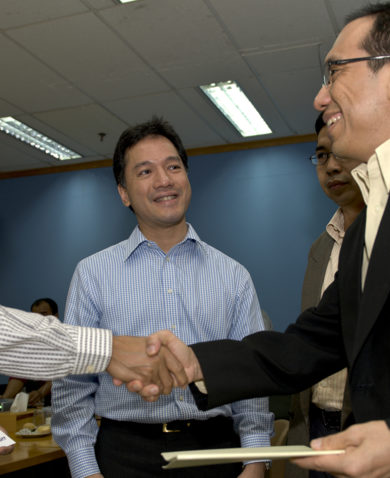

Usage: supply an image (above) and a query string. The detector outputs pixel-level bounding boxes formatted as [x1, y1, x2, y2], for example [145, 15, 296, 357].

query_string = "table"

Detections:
[0, 433, 65, 475]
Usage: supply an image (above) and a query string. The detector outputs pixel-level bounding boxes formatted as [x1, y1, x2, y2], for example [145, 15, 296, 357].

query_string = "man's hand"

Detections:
[126, 330, 204, 401]
[28, 390, 43, 406]
[107, 336, 187, 395]
[146, 330, 203, 382]
[291, 420, 390, 478]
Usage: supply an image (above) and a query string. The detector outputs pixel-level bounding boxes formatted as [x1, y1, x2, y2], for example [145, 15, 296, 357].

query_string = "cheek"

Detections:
[181, 177, 192, 199]
[316, 171, 327, 191]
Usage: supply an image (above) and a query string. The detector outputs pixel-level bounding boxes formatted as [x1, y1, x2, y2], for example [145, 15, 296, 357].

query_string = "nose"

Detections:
[154, 167, 172, 188]
[314, 85, 331, 111]
[325, 153, 341, 174]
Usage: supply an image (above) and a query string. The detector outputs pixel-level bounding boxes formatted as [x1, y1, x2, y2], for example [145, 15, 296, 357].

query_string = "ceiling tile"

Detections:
[0, 0, 88, 29]
[101, 0, 239, 70]
[34, 104, 128, 156]
[7, 12, 169, 102]
[0, 34, 90, 112]
[105, 90, 224, 148]
[209, 0, 336, 52]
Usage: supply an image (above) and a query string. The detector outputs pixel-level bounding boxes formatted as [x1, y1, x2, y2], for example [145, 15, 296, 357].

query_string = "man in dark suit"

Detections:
[138, 3, 390, 477]
[286, 114, 364, 478]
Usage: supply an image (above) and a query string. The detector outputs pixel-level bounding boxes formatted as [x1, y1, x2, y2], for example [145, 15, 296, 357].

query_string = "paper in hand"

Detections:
[162, 445, 345, 469]
[0, 430, 15, 447]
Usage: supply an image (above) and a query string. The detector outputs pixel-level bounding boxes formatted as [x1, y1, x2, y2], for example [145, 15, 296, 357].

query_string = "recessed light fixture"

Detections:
[200, 81, 272, 137]
[117, 0, 139, 3]
[0, 117, 81, 161]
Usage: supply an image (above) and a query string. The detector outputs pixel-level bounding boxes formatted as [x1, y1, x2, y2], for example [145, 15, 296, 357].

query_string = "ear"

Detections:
[117, 184, 131, 208]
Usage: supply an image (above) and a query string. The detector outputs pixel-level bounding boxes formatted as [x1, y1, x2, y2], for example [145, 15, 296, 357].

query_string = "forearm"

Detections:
[37, 381, 52, 397]
[0, 306, 112, 380]
[29, 381, 52, 404]
[192, 295, 345, 410]
[2, 379, 23, 398]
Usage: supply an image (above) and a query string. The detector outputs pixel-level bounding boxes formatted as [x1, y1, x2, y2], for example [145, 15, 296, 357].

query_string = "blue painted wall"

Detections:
[0, 140, 334, 337]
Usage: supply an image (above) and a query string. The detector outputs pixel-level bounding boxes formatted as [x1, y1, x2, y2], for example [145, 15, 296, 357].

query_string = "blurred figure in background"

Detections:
[1, 298, 58, 407]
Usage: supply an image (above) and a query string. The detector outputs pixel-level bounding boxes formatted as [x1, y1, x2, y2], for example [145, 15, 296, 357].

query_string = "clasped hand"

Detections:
[107, 332, 201, 399]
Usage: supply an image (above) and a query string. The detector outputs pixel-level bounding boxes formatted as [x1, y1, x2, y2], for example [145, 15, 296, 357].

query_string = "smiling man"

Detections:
[142, 4, 390, 477]
[51, 117, 272, 478]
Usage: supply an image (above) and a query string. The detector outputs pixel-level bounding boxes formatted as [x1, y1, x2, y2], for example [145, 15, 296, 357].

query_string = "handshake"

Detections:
[107, 331, 204, 401]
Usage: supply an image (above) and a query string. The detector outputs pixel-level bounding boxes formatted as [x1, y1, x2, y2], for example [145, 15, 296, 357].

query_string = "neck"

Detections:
[139, 221, 188, 253]
[342, 202, 365, 231]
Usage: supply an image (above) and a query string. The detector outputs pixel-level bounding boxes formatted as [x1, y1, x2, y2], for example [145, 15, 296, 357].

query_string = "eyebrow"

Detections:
[323, 55, 339, 66]
[133, 155, 181, 170]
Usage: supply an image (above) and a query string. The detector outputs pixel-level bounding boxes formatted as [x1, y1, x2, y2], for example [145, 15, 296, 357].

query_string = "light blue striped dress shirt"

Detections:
[52, 224, 273, 478]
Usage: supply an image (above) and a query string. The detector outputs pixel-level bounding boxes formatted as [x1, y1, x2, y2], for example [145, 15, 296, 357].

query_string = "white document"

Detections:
[0, 430, 15, 447]
[162, 445, 345, 469]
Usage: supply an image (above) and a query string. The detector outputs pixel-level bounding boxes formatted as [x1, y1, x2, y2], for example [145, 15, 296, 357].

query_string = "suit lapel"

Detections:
[352, 195, 390, 362]
[339, 210, 365, 364]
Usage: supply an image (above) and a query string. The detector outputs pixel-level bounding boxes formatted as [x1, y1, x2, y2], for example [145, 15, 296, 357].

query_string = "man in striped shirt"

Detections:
[0, 304, 185, 455]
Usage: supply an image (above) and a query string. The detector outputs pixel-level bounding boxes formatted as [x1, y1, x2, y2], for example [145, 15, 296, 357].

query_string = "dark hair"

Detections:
[345, 2, 390, 72]
[315, 113, 326, 135]
[113, 116, 188, 187]
[30, 298, 58, 315]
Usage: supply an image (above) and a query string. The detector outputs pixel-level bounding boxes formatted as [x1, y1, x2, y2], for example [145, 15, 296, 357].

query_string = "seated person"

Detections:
[0, 298, 58, 406]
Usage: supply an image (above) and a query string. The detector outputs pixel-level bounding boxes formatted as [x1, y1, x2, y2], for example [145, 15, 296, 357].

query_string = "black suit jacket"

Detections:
[192, 196, 390, 427]
[286, 229, 351, 478]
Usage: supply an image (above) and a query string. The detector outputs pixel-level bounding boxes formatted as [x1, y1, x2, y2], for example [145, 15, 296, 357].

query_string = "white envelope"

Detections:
[162, 445, 345, 469]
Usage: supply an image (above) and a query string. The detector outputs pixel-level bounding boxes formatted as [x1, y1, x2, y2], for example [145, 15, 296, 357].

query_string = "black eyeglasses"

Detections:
[310, 151, 335, 166]
[323, 55, 390, 87]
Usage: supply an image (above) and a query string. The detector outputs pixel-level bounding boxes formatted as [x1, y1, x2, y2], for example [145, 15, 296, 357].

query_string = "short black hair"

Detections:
[345, 2, 390, 72]
[113, 116, 188, 187]
[315, 114, 326, 135]
[30, 298, 58, 315]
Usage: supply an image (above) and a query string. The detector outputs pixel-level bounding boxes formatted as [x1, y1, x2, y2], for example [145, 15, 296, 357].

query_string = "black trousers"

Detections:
[309, 404, 341, 478]
[95, 416, 242, 478]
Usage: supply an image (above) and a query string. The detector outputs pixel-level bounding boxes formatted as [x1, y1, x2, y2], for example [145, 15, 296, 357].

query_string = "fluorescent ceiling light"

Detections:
[200, 81, 272, 137]
[0, 117, 81, 161]
[117, 0, 139, 3]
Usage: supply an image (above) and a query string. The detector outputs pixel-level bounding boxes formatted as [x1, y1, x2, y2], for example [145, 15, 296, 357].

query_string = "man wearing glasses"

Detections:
[286, 114, 364, 478]
[140, 3, 390, 477]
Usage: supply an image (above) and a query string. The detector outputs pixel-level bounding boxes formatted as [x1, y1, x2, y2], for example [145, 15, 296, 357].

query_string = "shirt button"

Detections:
[171, 325, 176, 330]
[179, 395, 184, 401]
[86, 365, 95, 373]
[166, 256, 170, 262]
[167, 288, 173, 294]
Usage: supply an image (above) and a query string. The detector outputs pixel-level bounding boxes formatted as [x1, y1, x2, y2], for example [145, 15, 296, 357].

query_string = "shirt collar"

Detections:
[326, 208, 345, 245]
[374, 138, 390, 193]
[351, 138, 390, 204]
[123, 223, 204, 260]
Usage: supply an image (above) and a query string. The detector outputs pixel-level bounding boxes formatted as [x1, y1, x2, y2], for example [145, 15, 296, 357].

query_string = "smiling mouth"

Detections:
[326, 113, 342, 128]
[155, 195, 177, 202]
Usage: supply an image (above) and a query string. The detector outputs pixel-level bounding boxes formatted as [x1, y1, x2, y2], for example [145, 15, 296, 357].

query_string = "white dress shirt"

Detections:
[0, 305, 112, 379]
